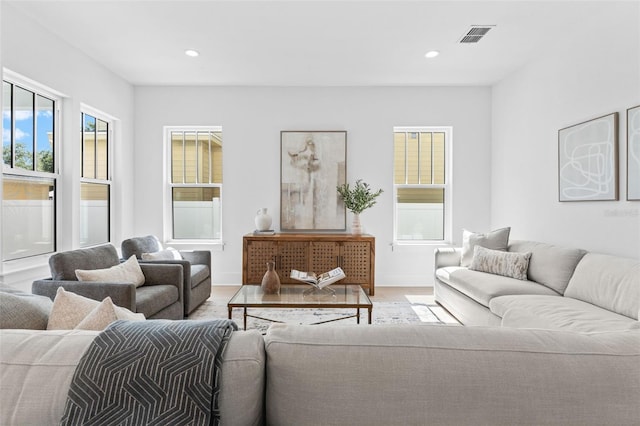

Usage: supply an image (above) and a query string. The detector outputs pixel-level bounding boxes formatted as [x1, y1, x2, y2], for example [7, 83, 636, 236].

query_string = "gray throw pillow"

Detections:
[0, 291, 52, 330]
[461, 227, 511, 267]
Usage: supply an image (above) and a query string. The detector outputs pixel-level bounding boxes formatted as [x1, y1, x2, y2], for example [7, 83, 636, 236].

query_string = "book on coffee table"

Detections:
[290, 267, 346, 289]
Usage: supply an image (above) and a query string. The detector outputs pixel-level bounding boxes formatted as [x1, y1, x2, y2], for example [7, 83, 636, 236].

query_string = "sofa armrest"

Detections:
[434, 247, 462, 269]
[180, 250, 211, 268]
[31, 280, 136, 311]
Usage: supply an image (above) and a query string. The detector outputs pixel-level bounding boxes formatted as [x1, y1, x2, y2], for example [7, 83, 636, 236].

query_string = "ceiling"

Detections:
[5, 0, 630, 87]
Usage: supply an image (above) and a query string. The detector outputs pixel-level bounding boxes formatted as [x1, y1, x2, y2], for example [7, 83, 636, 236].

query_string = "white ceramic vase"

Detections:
[351, 213, 362, 235]
[255, 208, 273, 231]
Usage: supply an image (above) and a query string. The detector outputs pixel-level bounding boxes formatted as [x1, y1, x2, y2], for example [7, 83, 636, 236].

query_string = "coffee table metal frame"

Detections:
[228, 284, 373, 330]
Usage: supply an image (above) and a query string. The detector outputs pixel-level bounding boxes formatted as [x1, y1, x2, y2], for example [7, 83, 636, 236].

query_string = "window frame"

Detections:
[2, 74, 61, 262]
[79, 106, 113, 247]
[164, 126, 223, 244]
[393, 126, 453, 245]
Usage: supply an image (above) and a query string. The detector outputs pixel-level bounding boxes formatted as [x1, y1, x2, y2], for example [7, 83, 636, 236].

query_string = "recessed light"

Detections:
[425, 50, 440, 59]
[185, 49, 200, 57]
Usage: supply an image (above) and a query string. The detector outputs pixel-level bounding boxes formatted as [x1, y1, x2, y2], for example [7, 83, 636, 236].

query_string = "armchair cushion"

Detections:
[191, 265, 210, 289]
[49, 244, 120, 281]
[121, 235, 162, 259]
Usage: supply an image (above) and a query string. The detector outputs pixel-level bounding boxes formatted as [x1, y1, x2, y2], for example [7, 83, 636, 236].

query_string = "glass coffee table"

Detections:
[228, 284, 373, 330]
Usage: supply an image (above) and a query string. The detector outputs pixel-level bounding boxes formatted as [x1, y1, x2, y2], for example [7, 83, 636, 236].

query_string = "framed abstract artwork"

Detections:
[627, 105, 640, 201]
[280, 131, 347, 231]
[558, 112, 618, 202]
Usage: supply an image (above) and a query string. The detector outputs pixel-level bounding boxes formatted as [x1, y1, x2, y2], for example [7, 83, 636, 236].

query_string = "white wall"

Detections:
[0, 4, 135, 290]
[491, 2, 640, 258]
[134, 86, 492, 286]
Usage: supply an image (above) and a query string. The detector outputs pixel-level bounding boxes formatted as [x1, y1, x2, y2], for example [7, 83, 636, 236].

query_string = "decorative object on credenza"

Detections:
[627, 105, 640, 201]
[558, 112, 618, 201]
[280, 131, 347, 231]
[261, 262, 281, 294]
[336, 179, 383, 235]
[254, 208, 273, 231]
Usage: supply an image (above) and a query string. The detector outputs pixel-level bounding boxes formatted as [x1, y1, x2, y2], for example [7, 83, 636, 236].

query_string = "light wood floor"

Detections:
[211, 285, 433, 303]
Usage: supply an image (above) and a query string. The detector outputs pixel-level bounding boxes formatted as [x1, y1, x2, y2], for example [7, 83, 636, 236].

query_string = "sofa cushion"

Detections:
[490, 295, 640, 333]
[436, 267, 558, 307]
[190, 264, 210, 288]
[470, 246, 531, 280]
[564, 253, 640, 320]
[75, 255, 146, 288]
[135, 285, 180, 318]
[0, 329, 99, 425]
[461, 227, 510, 267]
[48, 244, 120, 281]
[508, 241, 586, 294]
[264, 324, 640, 426]
[0, 289, 52, 330]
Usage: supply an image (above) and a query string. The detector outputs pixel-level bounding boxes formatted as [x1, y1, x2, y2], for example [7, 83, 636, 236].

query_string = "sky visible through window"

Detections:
[3, 84, 54, 171]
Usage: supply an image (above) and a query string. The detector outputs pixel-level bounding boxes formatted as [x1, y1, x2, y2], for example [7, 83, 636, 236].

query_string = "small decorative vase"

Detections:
[261, 262, 280, 294]
[351, 213, 362, 235]
[255, 208, 272, 231]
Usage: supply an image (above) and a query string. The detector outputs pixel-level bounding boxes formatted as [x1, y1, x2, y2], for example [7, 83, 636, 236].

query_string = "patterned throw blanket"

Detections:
[60, 319, 237, 426]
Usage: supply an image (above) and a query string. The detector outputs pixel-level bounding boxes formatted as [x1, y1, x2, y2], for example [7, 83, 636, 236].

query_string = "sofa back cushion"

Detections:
[0, 329, 99, 425]
[49, 244, 120, 281]
[264, 324, 640, 425]
[121, 235, 162, 259]
[564, 253, 640, 320]
[507, 240, 586, 294]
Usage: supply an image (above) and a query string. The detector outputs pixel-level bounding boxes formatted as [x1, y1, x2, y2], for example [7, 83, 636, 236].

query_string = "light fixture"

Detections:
[185, 49, 200, 57]
[425, 50, 440, 59]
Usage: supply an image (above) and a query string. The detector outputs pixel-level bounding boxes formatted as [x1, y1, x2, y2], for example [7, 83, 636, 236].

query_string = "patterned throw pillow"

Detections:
[469, 246, 532, 280]
[460, 227, 511, 267]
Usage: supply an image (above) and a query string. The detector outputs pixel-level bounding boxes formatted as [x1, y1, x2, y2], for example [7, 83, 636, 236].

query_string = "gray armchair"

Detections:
[32, 244, 184, 320]
[121, 236, 212, 316]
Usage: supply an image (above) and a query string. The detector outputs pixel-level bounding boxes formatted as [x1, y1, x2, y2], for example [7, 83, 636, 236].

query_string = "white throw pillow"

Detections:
[47, 288, 145, 330]
[75, 255, 145, 287]
[469, 246, 532, 280]
[461, 227, 511, 267]
[75, 297, 118, 331]
[141, 247, 182, 261]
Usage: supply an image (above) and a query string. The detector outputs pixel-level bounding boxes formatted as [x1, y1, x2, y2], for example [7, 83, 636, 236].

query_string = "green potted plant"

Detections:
[336, 179, 383, 235]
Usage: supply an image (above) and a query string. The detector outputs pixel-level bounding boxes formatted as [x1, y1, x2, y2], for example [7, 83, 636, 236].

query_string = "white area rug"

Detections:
[189, 294, 459, 333]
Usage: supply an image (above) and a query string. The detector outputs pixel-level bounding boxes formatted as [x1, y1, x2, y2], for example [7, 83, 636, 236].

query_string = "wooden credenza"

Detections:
[242, 233, 375, 295]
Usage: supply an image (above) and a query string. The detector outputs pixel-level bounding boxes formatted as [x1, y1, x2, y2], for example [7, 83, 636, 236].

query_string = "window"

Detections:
[167, 127, 222, 240]
[2, 80, 57, 260]
[80, 112, 111, 247]
[393, 127, 451, 242]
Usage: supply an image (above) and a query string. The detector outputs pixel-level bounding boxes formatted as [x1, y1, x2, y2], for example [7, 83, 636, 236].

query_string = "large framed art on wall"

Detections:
[558, 112, 618, 202]
[280, 131, 347, 231]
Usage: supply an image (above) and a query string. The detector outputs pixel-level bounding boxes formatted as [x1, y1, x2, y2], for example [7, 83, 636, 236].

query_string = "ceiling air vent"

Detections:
[459, 26, 494, 44]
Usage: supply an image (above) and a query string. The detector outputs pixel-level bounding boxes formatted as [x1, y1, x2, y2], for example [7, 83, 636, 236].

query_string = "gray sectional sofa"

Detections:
[435, 240, 640, 332]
